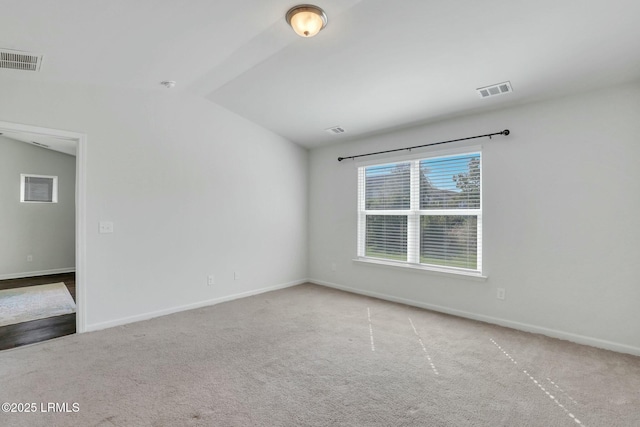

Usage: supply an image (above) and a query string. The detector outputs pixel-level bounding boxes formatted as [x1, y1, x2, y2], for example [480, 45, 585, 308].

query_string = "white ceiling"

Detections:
[2, 0, 640, 148]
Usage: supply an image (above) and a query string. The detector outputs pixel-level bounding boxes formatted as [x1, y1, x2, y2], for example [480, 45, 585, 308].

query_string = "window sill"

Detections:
[352, 257, 488, 281]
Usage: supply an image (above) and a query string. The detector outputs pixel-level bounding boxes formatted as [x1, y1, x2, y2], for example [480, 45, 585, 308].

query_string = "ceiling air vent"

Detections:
[30, 141, 50, 148]
[325, 126, 346, 135]
[0, 49, 43, 72]
[477, 81, 512, 98]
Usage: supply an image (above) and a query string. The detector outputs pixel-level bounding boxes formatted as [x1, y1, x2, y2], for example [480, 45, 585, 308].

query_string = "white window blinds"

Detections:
[358, 152, 482, 274]
[21, 174, 58, 203]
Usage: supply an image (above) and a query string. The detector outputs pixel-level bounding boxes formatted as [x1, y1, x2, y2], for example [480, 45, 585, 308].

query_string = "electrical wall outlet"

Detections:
[497, 288, 506, 300]
[27, 254, 33, 262]
[331, 262, 337, 271]
[233, 271, 238, 281]
[99, 221, 114, 234]
[207, 275, 215, 286]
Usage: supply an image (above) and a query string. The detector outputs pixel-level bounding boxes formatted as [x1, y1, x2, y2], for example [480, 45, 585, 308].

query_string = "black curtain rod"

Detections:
[337, 129, 510, 162]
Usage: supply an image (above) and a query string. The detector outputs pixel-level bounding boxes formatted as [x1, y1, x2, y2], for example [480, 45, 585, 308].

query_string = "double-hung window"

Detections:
[357, 151, 482, 275]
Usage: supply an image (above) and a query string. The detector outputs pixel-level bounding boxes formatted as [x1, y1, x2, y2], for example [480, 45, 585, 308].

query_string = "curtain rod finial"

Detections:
[503, 129, 510, 136]
[338, 157, 344, 162]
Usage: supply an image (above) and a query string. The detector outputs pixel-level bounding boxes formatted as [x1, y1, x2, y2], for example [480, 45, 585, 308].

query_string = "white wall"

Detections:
[0, 136, 76, 277]
[0, 79, 308, 330]
[309, 81, 640, 355]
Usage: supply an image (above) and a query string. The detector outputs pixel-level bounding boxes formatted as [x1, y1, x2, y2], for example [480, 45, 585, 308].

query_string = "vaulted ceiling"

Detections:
[2, 0, 640, 148]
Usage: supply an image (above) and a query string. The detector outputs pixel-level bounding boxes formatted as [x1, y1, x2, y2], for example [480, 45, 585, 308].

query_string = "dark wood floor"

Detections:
[0, 273, 76, 351]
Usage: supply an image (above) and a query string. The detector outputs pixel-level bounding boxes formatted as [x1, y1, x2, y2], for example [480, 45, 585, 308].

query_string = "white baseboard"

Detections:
[0, 268, 76, 281]
[310, 278, 640, 357]
[85, 278, 308, 333]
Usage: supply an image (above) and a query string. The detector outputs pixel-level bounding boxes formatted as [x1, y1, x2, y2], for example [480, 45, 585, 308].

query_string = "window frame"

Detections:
[20, 173, 59, 203]
[356, 148, 483, 278]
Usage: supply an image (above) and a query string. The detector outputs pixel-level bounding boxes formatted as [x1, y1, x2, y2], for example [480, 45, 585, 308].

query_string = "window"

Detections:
[357, 151, 482, 275]
[20, 174, 58, 203]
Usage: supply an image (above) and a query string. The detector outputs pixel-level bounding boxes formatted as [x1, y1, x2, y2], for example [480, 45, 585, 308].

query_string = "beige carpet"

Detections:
[0, 284, 638, 426]
[0, 283, 76, 327]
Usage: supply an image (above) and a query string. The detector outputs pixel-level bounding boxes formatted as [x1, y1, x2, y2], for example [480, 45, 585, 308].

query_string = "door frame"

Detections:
[0, 120, 87, 333]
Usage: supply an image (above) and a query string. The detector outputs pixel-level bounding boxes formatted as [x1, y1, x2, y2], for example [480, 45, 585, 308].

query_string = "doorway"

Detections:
[0, 120, 86, 348]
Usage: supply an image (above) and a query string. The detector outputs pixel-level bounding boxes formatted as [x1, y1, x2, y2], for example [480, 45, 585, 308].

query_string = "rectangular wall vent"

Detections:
[0, 49, 43, 72]
[325, 126, 346, 135]
[477, 81, 512, 98]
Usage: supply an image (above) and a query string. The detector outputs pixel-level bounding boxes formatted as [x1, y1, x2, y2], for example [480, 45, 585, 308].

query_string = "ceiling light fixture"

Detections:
[286, 4, 327, 37]
[160, 80, 176, 89]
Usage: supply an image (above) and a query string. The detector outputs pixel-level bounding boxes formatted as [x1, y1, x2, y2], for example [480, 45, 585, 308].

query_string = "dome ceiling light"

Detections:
[286, 5, 327, 38]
